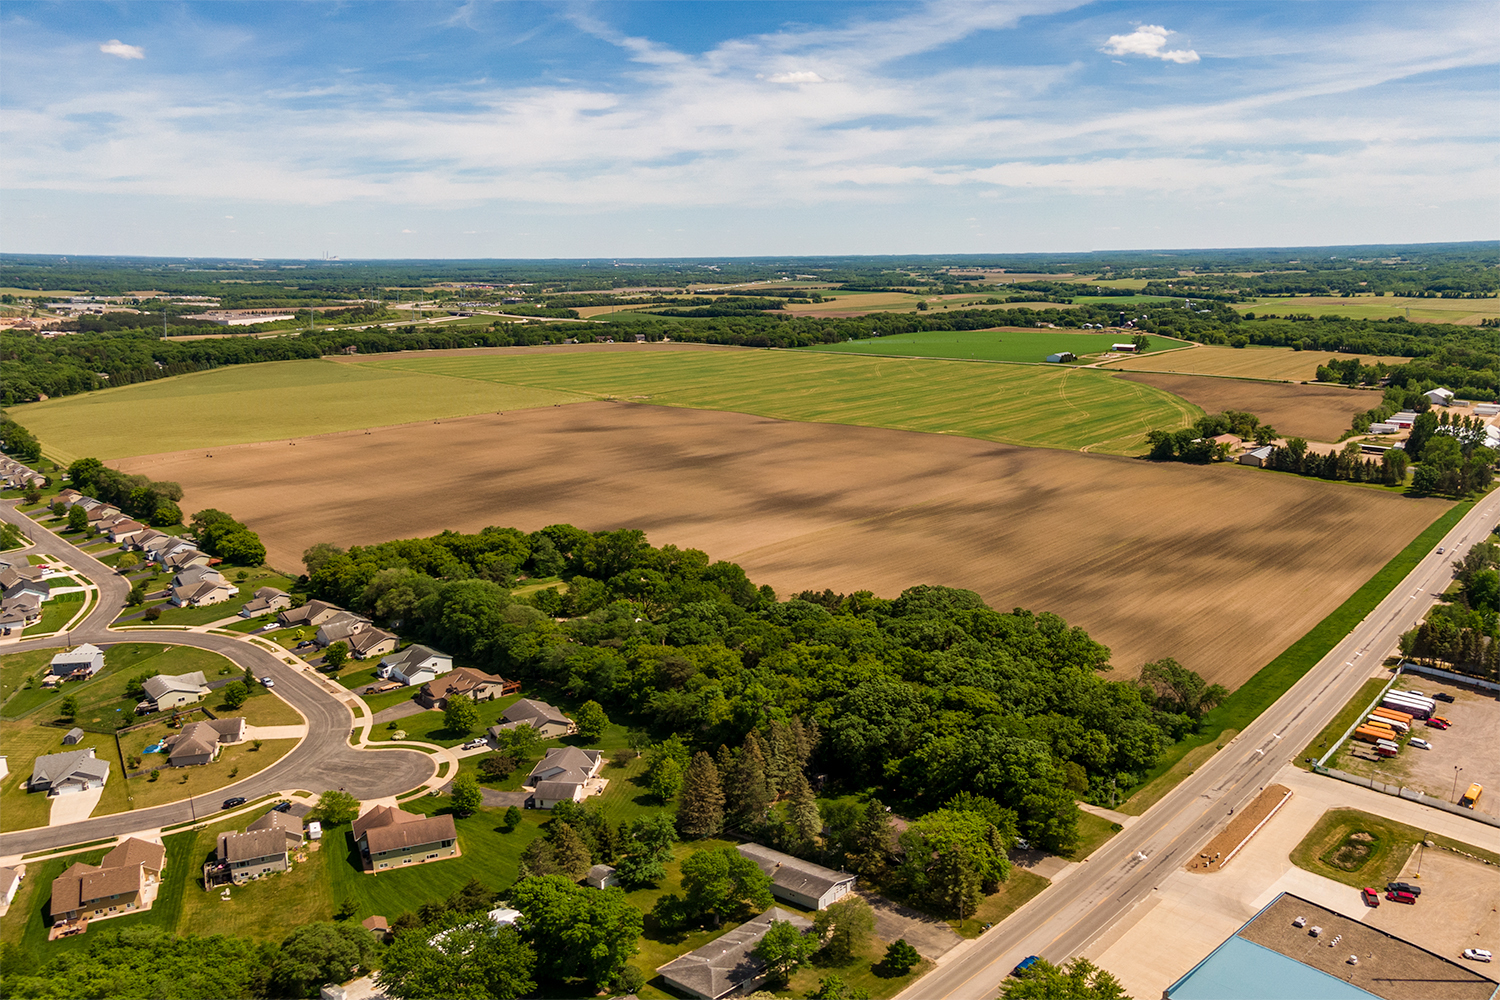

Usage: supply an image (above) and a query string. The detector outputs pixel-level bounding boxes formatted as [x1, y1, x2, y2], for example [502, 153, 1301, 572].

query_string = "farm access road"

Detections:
[0, 501, 434, 859]
[900, 491, 1500, 1000]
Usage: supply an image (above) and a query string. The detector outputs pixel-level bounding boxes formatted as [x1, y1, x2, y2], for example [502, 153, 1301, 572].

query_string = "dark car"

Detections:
[295, 640, 316, 649]
[1386, 890, 1417, 904]
[272, 800, 294, 813]
[1386, 881, 1422, 896]
[222, 796, 247, 809]
[1012, 956, 1041, 977]
[1434, 692, 1455, 703]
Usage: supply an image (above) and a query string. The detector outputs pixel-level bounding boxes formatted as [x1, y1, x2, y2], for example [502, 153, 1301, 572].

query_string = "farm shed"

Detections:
[1111, 343, 1138, 352]
[1238, 445, 1274, 468]
[1424, 387, 1455, 406]
[1045, 352, 1076, 364]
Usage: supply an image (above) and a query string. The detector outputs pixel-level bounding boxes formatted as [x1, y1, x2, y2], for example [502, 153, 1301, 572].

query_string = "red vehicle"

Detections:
[1427, 717, 1452, 729]
[1361, 888, 1380, 907]
[1386, 890, 1417, 904]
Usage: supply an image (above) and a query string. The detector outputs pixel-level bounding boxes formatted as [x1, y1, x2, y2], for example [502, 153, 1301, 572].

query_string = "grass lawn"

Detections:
[25, 592, 85, 636]
[147, 568, 296, 627]
[0, 649, 54, 712]
[950, 869, 1050, 938]
[1065, 811, 1122, 860]
[222, 687, 304, 728]
[1288, 807, 1500, 890]
[222, 615, 277, 633]
[0, 721, 124, 832]
[1295, 677, 1391, 770]
[99, 738, 298, 816]
[1119, 730, 1240, 817]
[1125, 499, 1471, 798]
[805, 328, 1184, 364]
[783, 938, 932, 1000]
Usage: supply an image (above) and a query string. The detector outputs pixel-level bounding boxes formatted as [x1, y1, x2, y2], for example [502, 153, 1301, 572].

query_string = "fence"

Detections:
[1399, 661, 1500, 693]
[1313, 765, 1500, 828]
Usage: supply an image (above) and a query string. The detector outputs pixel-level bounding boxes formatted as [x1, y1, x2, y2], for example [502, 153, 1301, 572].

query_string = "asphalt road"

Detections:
[899, 491, 1500, 1000]
[0, 502, 434, 857]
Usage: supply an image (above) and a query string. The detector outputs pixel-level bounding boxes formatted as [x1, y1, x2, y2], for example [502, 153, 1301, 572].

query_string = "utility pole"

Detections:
[1451, 765, 1464, 801]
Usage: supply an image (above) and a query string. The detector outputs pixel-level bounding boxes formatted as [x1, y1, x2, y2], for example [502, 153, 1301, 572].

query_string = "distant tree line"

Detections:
[1400, 539, 1500, 680]
[65, 457, 184, 526]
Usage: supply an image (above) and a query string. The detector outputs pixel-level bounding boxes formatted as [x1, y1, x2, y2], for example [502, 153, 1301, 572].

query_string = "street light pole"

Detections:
[1452, 765, 1464, 802]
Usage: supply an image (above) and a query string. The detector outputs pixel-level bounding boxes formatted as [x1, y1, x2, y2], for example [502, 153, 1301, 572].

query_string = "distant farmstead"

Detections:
[1045, 352, 1076, 364]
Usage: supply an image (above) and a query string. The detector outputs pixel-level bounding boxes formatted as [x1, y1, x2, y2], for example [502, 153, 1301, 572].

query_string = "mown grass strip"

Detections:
[1294, 677, 1390, 771]
[21, 837, 116, 860]
[1130, 499, 1473, 793]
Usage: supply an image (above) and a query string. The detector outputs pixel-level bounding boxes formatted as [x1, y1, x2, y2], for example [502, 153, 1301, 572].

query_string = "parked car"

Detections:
[1386, 881, 1422, 896]
[260, 676, 275, 688]
[1361, 888, 1380, 907]
[222, 796, 247, 809]
[272, 800, 294, 813]
[1014, 838, 1032, 851]
[460, 738, 487, 751]
[1409, 737, 1432, 750]
[1012, 956, 1041, 977]
[1463, 949, 1493, 963]
[1386, 890, 1417, 904]
[295, 640, 316, 649]
[1426, 718, 1451, 729]
[1434, 692, 1455, 703]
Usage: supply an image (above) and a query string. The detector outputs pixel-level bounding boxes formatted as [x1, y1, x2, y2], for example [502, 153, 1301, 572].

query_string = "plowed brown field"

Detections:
[1116, 372, 1379, 442]
[115, 404, 1449, 688]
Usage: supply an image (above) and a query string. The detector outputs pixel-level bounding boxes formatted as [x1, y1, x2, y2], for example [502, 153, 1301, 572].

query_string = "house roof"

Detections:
[502, 698, 571, 729]
[79, 865, 143, 904]
[253, 587, 287, 600]
[318, 612, 370, 641]
[280, 599, 342, 623]
[528, 746, 601, 784]
[166, 718, 243, 761]
[587, 864, 616, 880]
[362, 915, 390, 933]
[656, 908, 813, 1000]
[359, 812, 457, 856]
[30, 748, 109, 787]
[219, 828, 291, 863]
[102, 838, 165, 872]
[421, 667, 503, 700]
[737, 844, 855, 900]
[141, 672, 208, 701]
[247, 810, 303, 837]
[0, 867, 21, 898]
[50, 861, 101, 914]
[348, 627, 397, 654]
[380, 644, 448, 671]
[533, 780, 584, 800]
[50, 643, 103, 666]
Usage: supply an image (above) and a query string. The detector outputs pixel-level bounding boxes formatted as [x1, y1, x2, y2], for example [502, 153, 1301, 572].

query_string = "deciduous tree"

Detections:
[752, 919, 813, 988]
[443, 693, 480, 735]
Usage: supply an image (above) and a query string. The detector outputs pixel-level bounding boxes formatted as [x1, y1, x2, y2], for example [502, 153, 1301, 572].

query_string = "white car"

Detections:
[460, 738, 488, 751]
[1408, 738, 1431, 750]
[1463, 948, 1493, 963]
[260, 676, 275, 688]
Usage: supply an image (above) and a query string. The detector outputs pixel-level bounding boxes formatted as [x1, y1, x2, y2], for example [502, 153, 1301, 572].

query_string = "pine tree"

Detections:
[678, 752, 725, 838]
[790, 715, 820, 770]
[766, 719, 794, 796]
[789, 769, 821, 846]
[728, 734, 774, 825]
[552, 822, 593, 879]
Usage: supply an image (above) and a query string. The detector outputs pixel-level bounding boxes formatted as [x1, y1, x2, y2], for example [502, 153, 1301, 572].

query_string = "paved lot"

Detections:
[1372, 848, 1500, 960]
[1334, 677, 1500, 818]
[858, 891, 964, 960]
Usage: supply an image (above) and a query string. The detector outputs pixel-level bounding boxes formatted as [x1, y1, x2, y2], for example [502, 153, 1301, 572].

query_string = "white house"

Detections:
[49, 644, 105, 679]
[736, 844, 857, 910]
[377, 644, 453, 686]
[138, 672, 211, 713]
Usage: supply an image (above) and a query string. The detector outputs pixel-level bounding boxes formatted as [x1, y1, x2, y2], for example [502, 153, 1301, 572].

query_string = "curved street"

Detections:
[0, 501, 434, 858]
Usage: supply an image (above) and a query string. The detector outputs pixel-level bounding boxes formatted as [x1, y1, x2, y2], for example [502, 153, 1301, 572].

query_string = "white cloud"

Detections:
[99, 39, 145, 60]
[766, 71, 825, 84]
[1101, 25, 1199, 64]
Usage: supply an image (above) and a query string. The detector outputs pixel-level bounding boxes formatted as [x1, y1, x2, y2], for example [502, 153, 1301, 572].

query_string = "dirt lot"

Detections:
[1117, 372, 1380, 441]
[1191, 784, 1291, 871]
[114, 404, 1449, 690]
[1333, 677, 1500, 819]
[1378, 849, 1500, 962]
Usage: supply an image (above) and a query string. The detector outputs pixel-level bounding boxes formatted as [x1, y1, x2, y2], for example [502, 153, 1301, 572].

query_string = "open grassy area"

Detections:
[101, 738, 297, 815]
[25, 592, 85, 636]
[360, 349, 1202, 456]
[1127, 499, 1472, 795]
[951, 869, 1049, 938]
[1288, 807, 1500, 890]
[804, 328, 1184, 364]
[0, 649, 54, 712]
[1295, 677, 1391, 770]
[1065, 811, 1123, 859]
[8, 358, 591, 463]
[144, 567, 297, 627]
[1233, 295, 1500, 326]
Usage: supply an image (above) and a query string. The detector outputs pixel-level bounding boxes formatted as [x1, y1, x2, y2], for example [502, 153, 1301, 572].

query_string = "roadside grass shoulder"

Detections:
[1125, 500, 1471, 799]
[1294, 677, 1391, 771]
[1288, 807, 1500, 890]
[1120, 731, 1239, 816]
[1064, 811, 1122, 859]
[951, 869, 1049, 938]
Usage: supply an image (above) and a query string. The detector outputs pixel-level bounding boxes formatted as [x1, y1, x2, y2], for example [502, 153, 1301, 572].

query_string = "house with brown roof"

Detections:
[277, 599, 344, 629]
[49, 838, 165, 931]
[239, 587, 291, 618]
[102, 518, 147, 544]
[206, 812, 302, 886]
[347, 626, 399, 660]
[490, 698, 574, 739]
[416, 667, 519, 709]
[351, 805, 459, 872]
[163, 717, 245, 767]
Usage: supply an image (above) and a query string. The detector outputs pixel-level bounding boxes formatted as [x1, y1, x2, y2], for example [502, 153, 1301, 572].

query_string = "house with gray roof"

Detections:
[378, 644, 454, 686]
[347, 625, 399, 660]
[314, 610, 372, 648]
[737, 843, 857, 910]
[29, 747, 110, 795]
[491, 698, 574, 739]
[209, 826, 295, 885]
[0, 564, 49, 602]
[656, 907, 813, 1000]
[49, 644, 105, 679]
[239, 587, 291, 618]
[138, 671, 210, 713]
[168, 565, 237, 608]
[527, 746, 605, 808]
[277, 599, 344, 629]
[163, 717, 245, 767]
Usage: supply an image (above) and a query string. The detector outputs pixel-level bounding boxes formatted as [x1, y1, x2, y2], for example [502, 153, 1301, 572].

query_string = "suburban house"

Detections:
[0, 865, 23, 912]
[656, 908, 814, 1000]
[168, 565, 237, 608]
[162, 546, 212, 571]
[28, 748, 110, 795]
[1238, 445, 1274, 468]
[84, 503, 122, 524]
[49, 838, 166, 930]
[55, 488, 85, 507]
[347, 626, 399, 660]
[378, 644, 454, 687]
[163, 717, 246, 767]
[584, 864, 619, 889]
[102, 518, 147, 544]
[490, 698, 575, 739]
[0, 593, 42, 633]
[314, 611, 372, 648]
[1, 564, 50, 602]
[277, 599, 345, 629]
[239, 587, 291, 618]
[737, 844, 856, 910]
[527, 746, 605, 808]
[416, 667, 518, 709]
[137, 671, 211, 713]
[49, 644, 105, 679]
[351, 805, 459, 872]
[206, 812, 303, 886]
[361, 915, 393, 944]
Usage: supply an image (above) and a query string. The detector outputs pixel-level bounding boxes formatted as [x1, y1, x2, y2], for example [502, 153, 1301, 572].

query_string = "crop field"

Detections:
[1098, 344, 1412, 382]
[114, 402, 1449, 689]
[8, 358, 590, 462]
[1233, 295, 1500, 325]
[1115, 373, 1380, 441]
[27, 346, 1200, 460]
[804, 328, 1185, 364]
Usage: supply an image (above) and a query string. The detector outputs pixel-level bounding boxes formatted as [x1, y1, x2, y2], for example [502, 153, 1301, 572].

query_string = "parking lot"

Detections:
[1367, 848, 1500, 962]
[1334, 676, 1500, 819]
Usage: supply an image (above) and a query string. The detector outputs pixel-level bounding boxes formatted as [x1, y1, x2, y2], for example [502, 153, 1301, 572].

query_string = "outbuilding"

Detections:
[1238, 445, 1274, 468]
[1045, 352, 1076, 364]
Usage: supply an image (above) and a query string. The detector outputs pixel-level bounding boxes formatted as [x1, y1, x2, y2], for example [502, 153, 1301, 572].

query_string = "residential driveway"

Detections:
[438, 780, 529, 809]
[858, 890, 964, 960]
[243, 724, 309, 741]
[371, 701, 426, 725]
[49, 787, 105, 827]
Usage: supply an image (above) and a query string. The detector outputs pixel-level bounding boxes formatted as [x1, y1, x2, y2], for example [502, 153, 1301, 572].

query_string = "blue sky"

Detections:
[2, 1, 1496, 258]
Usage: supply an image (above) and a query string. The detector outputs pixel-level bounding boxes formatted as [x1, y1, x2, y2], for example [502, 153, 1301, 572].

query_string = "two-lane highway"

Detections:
[901, 491, 1500, 1000]
[0, 501, 434, 857]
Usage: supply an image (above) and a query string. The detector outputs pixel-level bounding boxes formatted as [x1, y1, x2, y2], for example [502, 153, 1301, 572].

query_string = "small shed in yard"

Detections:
[585, 864, 618, 889]
[62, 728, 85, 745]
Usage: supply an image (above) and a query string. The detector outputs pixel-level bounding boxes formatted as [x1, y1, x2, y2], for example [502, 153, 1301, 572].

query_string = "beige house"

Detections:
[163, 717, 245, 767]
[239, 587, 291, 618]
[168, 565, 237, 607]
[417, 667, 519, 709]
[527, 746, 605, 808]
[347, 626, 399, 660]
[352, 806, 459, 872]
[137, 671, 210, 713]
[315, 611, 372, 648]
[277, 599, 345, 629]
[49, 839, 165, 932]
[490, 698, 575, 740]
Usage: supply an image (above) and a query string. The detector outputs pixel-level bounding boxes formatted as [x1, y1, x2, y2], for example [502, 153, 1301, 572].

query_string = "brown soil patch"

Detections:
[1191, 785, 1292, 872]
[1117, 372, 1378, 442]
[114, 406, 1449, 690]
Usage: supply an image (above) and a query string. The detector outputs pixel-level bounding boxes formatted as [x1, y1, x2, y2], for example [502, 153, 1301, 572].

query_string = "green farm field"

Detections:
[1234, 295, 1500, 325]
[8, 358, 589, 462]
[804, 328, 1186, 364]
